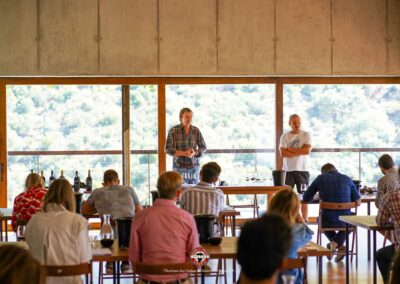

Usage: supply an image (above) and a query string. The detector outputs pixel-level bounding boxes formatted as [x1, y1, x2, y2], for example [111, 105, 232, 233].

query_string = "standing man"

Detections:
[165, 107, 207, 184]
[279, 114, 312, 193]
[376, 154, 399, 209]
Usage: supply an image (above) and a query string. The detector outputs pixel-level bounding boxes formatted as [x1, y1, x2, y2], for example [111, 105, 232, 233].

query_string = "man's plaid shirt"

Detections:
[376, 190, 400, 251]
[165, 124, 207, 169]
[376, 167, 400, 209]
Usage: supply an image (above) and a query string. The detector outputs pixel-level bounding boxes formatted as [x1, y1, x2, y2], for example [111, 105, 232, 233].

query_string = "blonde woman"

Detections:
[26, 179, 91, 284]
[268, 189, 313, 284]
[12, 173, 47, 231]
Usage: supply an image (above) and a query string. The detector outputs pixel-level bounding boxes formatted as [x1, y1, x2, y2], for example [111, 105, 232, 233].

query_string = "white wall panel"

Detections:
[0, 0, 37, 75]
[39, 0, 98, 74]
[159, 0, 217, 74]
[332, 0, 386, 74]
[276, 0, 331, 74]
[99, 0, 158, 74]
[218, 0, 274, 74]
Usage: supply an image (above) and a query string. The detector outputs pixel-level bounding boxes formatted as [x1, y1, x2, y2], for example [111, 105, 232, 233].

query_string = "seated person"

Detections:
[81, 169, 142, 274]
[376, 154, 399, 209]
[269, 189, 313, 284]
[180, 161, 224, 216]
[0, 245, 45, 284]
[26, 179, 91, 284]
[376, 190, 400, 283]
[237, 213, 292, 284]
[12, 173, 47, 231]
[129, 171, 199, 284]
[303, 163, 360, 261]
[389, 252, 400, 284]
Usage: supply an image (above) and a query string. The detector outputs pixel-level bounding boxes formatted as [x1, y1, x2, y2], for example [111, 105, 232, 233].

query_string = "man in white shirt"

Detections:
[279, 114, 312, 193]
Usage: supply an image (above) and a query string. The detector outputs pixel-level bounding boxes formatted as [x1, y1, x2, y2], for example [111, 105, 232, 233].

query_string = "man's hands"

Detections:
[186, 148, 196, 158]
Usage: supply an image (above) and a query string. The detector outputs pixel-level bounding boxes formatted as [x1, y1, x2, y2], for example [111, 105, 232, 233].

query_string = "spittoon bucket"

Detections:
[150, 190, 159, 204]
[272, 170, 286, 186]
[115, 217, 132, 249]
[74, 192, 83, 214]
[194, 214, 216, 244]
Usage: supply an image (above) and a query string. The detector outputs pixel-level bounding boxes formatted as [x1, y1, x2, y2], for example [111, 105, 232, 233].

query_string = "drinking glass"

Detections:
[16, 224, 26, 241]
[281, 274, 295, 284]
[300, 183, 308, 193]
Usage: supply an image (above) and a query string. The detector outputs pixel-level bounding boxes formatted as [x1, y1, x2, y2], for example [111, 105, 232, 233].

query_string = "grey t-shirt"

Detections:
[86, 185, 140, 219]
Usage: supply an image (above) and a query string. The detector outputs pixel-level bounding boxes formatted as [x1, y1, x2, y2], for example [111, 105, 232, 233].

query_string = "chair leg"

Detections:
[224, 259, 227, 284]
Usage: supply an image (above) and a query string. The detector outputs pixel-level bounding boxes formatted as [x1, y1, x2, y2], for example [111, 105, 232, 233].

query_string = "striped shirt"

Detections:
[165, 124, 207, 169]
[180, 182, 225, 216]
[376, 167, 400, 209]
[376, 190, 400, 251]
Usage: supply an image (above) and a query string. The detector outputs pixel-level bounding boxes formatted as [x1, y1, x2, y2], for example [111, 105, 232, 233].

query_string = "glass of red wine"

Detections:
[16, 224, 26, 241]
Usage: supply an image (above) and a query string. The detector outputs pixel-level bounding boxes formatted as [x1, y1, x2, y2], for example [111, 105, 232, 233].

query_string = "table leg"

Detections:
[367, 203, 371, 261]
[5, 220, 8, 241]
[373, 230, 377, 284]
[345, 223, 349, 284]
[318, 256, 322, 284]
[233, 257, 237, 283]
[117, 261, 121, 284]
[113, 262, 116, 284]
[0, 220, 3, 242]
[232, 216, 236, 237]
[201, 266, 205, 284]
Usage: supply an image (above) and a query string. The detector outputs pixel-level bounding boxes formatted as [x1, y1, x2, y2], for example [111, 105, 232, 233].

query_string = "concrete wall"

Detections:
[0, 0, 399, 76]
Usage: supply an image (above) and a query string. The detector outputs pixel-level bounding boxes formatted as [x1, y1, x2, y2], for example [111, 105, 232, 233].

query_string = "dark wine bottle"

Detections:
[86, 170, 92, 192]
[74, 171, 81, 192]
[59, 170, 65, 179]
[40, 170, 46, 186]
[49, 170, 55, 186]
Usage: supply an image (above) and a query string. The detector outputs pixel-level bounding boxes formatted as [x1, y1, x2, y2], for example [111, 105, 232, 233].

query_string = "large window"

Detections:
[130, 85, 158, 204]
[283, 84, 400, 184]
[166, 84, 275, 205]
[7, 85, 123, 207]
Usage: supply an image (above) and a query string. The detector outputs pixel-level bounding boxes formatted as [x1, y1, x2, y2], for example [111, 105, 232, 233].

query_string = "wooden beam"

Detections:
[158, 83, 166, 175]
[122, 85, 130, 186]
[275, 79, 283, 170]
[0, 83, 6, 207]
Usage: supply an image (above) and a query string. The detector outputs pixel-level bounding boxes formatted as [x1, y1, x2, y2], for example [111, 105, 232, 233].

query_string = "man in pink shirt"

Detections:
[129, 171, 200, 284]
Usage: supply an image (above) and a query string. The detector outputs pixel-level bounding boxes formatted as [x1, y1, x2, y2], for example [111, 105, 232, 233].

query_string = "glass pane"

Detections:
[7, 154, 122, 207]
[7, 85, 122, 151]
[130, 85, 158, 204]
[284, 84, 400, 185]
[165, 84, 276, 178]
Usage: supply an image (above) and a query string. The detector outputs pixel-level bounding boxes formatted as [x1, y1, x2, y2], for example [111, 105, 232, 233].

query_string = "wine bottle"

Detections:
[74, 171, 81, 192]
[86, 170, 92, 192]
[40, 170, 46, 186]
[49, 170, 55, 186]
[59, 170, 65, 179]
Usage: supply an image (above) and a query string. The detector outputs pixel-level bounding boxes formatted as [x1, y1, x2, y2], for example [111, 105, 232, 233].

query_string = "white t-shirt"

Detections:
[279, 130, 312, 172]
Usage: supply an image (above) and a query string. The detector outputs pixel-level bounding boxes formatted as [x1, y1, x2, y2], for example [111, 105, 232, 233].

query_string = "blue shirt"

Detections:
[303, 170, 360, 227]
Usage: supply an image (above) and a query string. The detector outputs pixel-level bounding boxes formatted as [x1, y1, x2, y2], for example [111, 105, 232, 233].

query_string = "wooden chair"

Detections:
[133, 262, 198, 284]
[44, 262, 91, 284]
[226, 194, 259, 219]
[317, 201, 359, 263]
[282, 257, 307, 283]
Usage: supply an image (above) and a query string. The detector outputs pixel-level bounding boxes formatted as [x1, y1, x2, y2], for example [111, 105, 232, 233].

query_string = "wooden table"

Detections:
[339, 215, 394, 284]
[219, 210, 240, 237]
[0, 208, 12, 241]
[217, 185, 290, 211]
[203, 237, 331, 284]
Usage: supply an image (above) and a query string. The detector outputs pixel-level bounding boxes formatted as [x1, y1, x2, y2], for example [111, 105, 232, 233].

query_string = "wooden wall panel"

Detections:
[0, 0, 37, 75]
[388, 0, 400, 74]
[276, 0, 331, 75]
[218, 0, 274, 74]
[332, 0, 387, 74]
[99, 0, 158, 74]
[159, 0, 217, 75]
[0, 83, 6, 207]
[39, 0, 98, 74]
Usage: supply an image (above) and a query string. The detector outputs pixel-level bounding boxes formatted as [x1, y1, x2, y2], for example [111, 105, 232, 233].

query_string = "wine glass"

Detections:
[100, 214, 114, 248]
[300, 184, 308, 194]
[281, 274, 295, 284]
[16, 224, 26, 241]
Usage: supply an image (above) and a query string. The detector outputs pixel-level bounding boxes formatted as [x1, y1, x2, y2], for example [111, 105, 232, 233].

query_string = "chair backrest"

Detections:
[282, 257, 305, 270]
[134, 262, 198, 276]
[16, 219, 29, 226]
[44, 262, 91, 277]
[319, 201, 358, 212]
